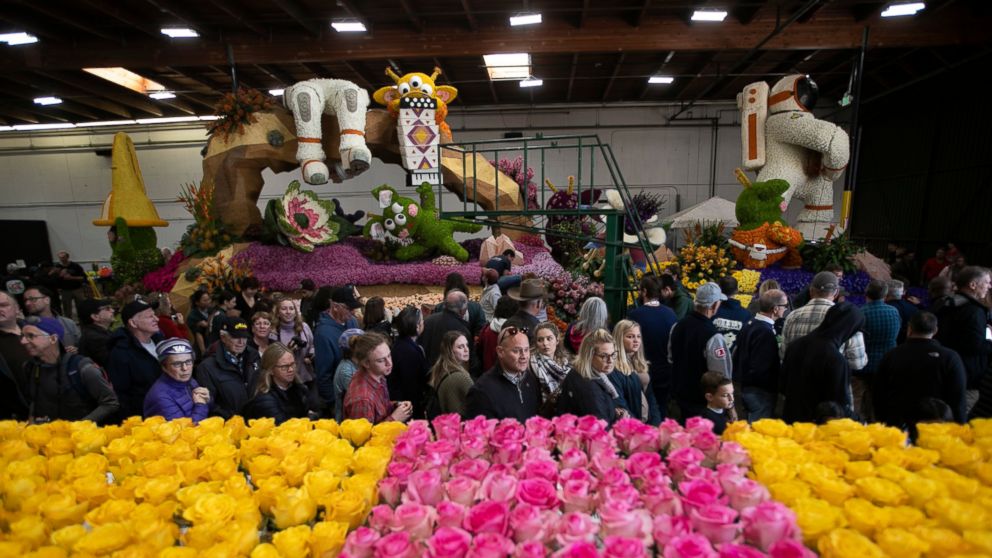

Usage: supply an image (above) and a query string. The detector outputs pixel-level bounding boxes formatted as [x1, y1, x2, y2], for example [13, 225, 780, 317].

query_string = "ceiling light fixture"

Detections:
[75, 120, 139, 128]
[149, 91, 176, 100]
[135, 116, 203, 124]
[331, 20, 367, 32]
[13, 123, 76, 131]
[648, 75, 675, 84]
[83, 68, 168, 95]
[483, 53, 532, 81]
[33, 96, 63, 106]
[269, 89, 285, 96]
[0, 32, 38, 45]
[691, 9, 728, 21]
[509, 13, 542, 26]
[161, 27, 199, 38]
[519, 77, 543, 88]
[881, 2, 925, 17]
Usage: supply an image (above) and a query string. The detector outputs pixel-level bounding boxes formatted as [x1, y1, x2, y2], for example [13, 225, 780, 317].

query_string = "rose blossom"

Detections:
[626, 452, 663, 480]
[425, 526, 472, 558]
[638, 466, 672, 490]
[658, 418, 683, 447]
[692, 430, 722, 458]
[767, 540, 816, 558]
[717, 442, 751, 467]
[741, 502, 800, 552]
[509, 503, 549, 543]
[525, 415, 554, 438]
[669, 431, 694, 451]
[561, 476, 595, 514]
[640, 483, 683, 516]
[683, 464, 718, 484]
[378, 477, 402, 506]
[468, 533, 515, 558]
[667, 447, 706, 479]
[603, 536, 649, 558]
[463, 416, 497, 441]
[552, 541, 599, 558]
[387, 460, 416, 483]
[662, 534, 719, 558]
[461, 435, 491, 459]
[555, 512, 599, 546]
[685, 416, 715, 436]
[598, 467, 632, 489]
[589, 448, 622, 477]
[451, 458, 491, 481]
[723, 478, 770, 511]
[690, 504, 740, 545]
[463, 500, 510, 536]
[613, 418, 660, 455]
[551, 414, 578, 431]
[516, 478, 559, 510]
[521, 459, 559, 482]
[445, 476, 480, 507]
[652, 514, 691, 546]
[515, 541, 547, 558]
[392, 438, 421, 463]
[601, 484, 641, 510]
[559, 448, 589, 469]
[576, 415, 607, 436]
[679, 479, 724, 510]
[393, 502, 437, 540]
[373, 532, 418, 558]
[436, 501, 467, 529]
[342, 526, 381, 558]
[523, 447, 554, 463]
[368, 504, 394, 532]
[432, 414, 463, 441]
[423, 440, 459, 471]
[404, 422, 432, 446]
[479, 470, 519, 502]
[599, 498, 650, 541]
[718, 543, 769, 558]
[715, 464, 747, 486]
[405, 469, 445, 506]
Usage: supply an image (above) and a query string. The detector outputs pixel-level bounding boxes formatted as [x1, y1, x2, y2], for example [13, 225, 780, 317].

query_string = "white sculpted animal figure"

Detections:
[284, 78, 372, 185]
[738, 74, 850, 240]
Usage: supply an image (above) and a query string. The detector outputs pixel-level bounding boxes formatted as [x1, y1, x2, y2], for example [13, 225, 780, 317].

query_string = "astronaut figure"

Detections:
[739, 74, 850, 240]
[284, 78, 372, 185]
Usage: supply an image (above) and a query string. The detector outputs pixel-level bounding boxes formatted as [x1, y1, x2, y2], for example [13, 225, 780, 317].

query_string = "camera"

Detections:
[290, 336, 307, 349]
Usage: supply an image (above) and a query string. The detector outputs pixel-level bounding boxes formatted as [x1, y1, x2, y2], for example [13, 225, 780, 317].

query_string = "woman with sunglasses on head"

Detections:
[557, 328, 625, 425]
[243, 342, 320, 424]
[143, 338, 210, 423]
[343, 332, 412, 424]
[428, 330, 474, 416]
[612, 320, 662, 425]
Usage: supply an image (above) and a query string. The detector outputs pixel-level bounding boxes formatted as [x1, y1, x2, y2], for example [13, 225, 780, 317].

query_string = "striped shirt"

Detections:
[781, 298, 868, 371]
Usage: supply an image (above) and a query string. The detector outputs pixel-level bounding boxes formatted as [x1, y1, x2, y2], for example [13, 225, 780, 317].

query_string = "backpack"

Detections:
[424, 371, 455, 421]
[64, 354, 111, 407]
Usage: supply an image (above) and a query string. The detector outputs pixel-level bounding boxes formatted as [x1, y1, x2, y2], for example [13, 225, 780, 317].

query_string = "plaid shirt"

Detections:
[342, 370, 395, 424]
[781, 298, 868, 371]
[861, 300, 901, 374]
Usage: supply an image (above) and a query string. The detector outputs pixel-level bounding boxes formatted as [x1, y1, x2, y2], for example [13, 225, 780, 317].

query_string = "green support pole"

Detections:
[604, 212, 625, 320]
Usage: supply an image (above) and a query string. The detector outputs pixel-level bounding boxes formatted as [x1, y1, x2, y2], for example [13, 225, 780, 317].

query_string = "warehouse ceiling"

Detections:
[0, 0, 989, 126]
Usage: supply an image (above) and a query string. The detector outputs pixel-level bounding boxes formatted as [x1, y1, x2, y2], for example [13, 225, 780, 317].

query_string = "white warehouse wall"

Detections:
[0, 102, 845, 265]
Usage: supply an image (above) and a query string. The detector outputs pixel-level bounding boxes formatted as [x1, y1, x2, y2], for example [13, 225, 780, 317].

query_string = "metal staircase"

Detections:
[435, 134, 661, 319]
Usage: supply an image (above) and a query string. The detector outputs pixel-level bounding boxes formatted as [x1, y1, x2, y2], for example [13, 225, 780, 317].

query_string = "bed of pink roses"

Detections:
[339, 415, 812, 558]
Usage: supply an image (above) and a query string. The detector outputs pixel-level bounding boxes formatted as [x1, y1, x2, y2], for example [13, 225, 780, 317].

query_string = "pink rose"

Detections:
[716, 442, 751, 467]
[723, 478, 770, 511]
[451, 458, 491, 481]
[387, 460, 416, 483]
[392, 438, 422, 463]
[638, 466, 672, 491]
[374, 532, 418, 558]
[406, 469, 445, 506]
[652, 514, 691, 547]
[603, 536, 649, 558]
[552, 541, 599, 558]
[445, 476, 480, 507]
[690, 504, 740, 545]
[342, 527, 381, 558]
[394, 502, 437, 540]
[599, 498, 650, 541]
[589, 449, 622, 477]
[692, 430, 721, 458]
[553, 450, 584, 471]
[613, 419, 661, 455]
[625, 452, 663, 480]
[432, 413, 463, 441]
[462, 415, 497, 438]
[479, 470, 518, 502]
[552, 414, 578, 431]
[516, 478, 559, 510]
[425, 526, 472, 558]
[679, 479, 724, 510]
[587, 429, 617, 457]
[640, 483, 683, 516]
[669, 431, 694, 451]
[741, 502, 800, 552]
[683, 464, 718, 484]
[598, 467, 632, 489]
[405, 421, 432, 445]
[368, 504, 394, 532]
[658, 418, 683, 449]
[525, 416, 554, 439]
[663, 534, 718, 558]
[601, 484, 641, 511]
[462, 435, 491, 459]
[509, 503, 548, 543]
[576, 415, 608, 437]
[523, 447, 554, 463]
[467, 533, 515, 558]
[561, 477, 595, 514]
[715, 464, 747, 486]
[718, 544, 768, 558]
[379, 477, 402, 506]
[515, 541, 547, 558]
[423, 440, 459, 472]
[667, 447, 706, 480]
[492, 419, 526, 445]
[767, 540, 815, 558]
[521, 459, 558, 482]
[436, 501, 467, 529]
[685, 416, 715, 435]
[492, 441, 523, 465]
[463, 501, 510, 536]
[555, 512, 599, 546]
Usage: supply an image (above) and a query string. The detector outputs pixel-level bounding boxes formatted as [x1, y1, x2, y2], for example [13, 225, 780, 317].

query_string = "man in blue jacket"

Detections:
[712, 275, 752, 351]
[314, 299, 351, 412]
[732, 289, 788, 421]
[628, 274, 678, 419]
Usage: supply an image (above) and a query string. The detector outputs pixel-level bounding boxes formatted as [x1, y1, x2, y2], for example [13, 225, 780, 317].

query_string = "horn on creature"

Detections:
[430, 67, 442, 82]
[385, 67, 402, 84]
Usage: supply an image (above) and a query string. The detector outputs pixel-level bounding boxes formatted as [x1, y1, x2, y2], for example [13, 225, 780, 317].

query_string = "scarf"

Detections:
[530, 353, 570, 395]
[593, 373, 620, 400]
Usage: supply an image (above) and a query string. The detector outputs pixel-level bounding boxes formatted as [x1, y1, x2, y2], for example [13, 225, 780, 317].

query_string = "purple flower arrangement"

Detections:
[141, 251, 188, 293]
[757, 267, 871, 304]
[490, 156, 539, 210]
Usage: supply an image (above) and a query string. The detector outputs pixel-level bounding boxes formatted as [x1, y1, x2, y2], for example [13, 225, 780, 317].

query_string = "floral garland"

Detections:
[547, 274, 605, 323]
[490, 157, 539, 210]
[142, 250, 189, 293]
[207, 87, 275, 140]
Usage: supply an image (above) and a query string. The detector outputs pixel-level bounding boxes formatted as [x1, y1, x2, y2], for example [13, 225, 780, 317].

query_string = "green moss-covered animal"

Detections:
[735, 178, 791, 229]
[362, 182, 483, 262]
[110, 216, 164, 285]
[731, 177, 803, 269]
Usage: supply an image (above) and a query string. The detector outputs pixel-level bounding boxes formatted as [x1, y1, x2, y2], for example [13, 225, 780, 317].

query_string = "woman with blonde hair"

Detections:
[612, 320, 662, 424]
[428, 330, 474, 416]
[556, 328, 624, 424]
[273, 298, 316, 384]
[243, 342, 319, 424]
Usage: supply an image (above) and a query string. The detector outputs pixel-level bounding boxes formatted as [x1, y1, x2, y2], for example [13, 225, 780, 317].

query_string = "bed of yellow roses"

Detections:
[725, 418, 992, 558]
[0, 415, 405, 557]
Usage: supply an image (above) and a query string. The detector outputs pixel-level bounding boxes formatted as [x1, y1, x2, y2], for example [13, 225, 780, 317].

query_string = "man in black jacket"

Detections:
[107, 300, 164, 420]
[733, 289, 788, 421]
[419, 290, 472, 367]
[874, 311, 967, 426]
[504, 279, 546, 342]
[668, 283, 733, 420]
[78, 298, 115, 369]
[935, 266, 991, 412]
[194, 316, 260, 419]
[464, 326, 541, 421]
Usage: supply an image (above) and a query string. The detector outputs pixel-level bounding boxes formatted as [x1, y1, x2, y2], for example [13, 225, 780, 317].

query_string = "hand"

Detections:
[64, 345, 78, 354]
[174, 313, 185, 325]
[192, 387, 211, 405]
[391, 401, 412, 423]
[906, 295, 922, 305]
[727, 408, 739, 422]
[615, 407, 630, 420]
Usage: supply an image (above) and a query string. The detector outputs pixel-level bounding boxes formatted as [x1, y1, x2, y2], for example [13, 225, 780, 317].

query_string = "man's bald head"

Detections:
[444, 290, 468, 315]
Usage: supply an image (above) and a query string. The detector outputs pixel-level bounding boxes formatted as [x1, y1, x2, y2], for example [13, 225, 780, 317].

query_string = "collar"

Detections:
[706, 407, 725, 414]
[754, 314, 776, 325]
[642, 300, 661, 307]
[808, 298, 835, 307]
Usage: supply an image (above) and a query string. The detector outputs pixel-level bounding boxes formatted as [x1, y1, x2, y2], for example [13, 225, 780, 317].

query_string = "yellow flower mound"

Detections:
[725, 417, 992, 555]
[732, 269, 761, 294]
[0, 417, 403, 556]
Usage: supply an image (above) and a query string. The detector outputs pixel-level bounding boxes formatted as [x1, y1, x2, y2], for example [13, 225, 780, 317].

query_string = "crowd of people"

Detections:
[1, 249, 990, 439]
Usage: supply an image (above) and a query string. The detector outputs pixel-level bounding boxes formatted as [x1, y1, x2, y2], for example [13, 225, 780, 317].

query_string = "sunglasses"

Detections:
[498, 326, 529, 344]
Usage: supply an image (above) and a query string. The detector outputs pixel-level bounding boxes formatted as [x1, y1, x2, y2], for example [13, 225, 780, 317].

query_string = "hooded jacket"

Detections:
[782, 302, 865, 422]
[25, 353, 119, 423]
[106, 327, 164, 420]
[143, 374, 209, 423]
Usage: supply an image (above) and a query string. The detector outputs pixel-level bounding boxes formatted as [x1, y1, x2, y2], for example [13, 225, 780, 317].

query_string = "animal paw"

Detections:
[301, 160, 329, 185]
[343, 146, 372, 177]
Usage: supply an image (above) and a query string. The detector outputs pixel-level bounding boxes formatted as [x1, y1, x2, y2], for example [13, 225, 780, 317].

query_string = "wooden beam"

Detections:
[460, 0, 478, 32]
[797, 0, 827, 23]
[633, 0, 651, 28]
[80, 0, 162, 39]
[35, 71, 165, 116]
[852, 2, 885, 22]
[272, 0, 321, 37]
[0, 8, 64, 40]
[638, 50, 675, 99]
[579, 0, 591, 28]
[255, 64, 296, 87]
[301, 62, 328, 79]
[19, 1, 120, 42]
[166, 67, 222, 93]
[343, 61, 377, 91]
[0, 79, 103, 120]
[733, 4, 763, 25]
[143, 0, 209, 37]
[601, 53, 627, 102]
[6, 73, 133, 118]
[566, 53, 579, 101]
[433, 57, 464, 102]
[208, 0, 267, 35]
[0, 103, 48, 124]
[135, 71, 215, 112]
[336, 0, 369, 26]
[398, 0, 423, 33]
[667, 52, 717, 101]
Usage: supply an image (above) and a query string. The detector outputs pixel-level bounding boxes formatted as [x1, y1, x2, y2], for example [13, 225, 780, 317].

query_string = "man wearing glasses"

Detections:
[464, 325, 541, 421]
[194, 316, 261, 419]
[732, 289, 789, 421]
[78, 298, 116, 369]
[22, 286, 81, 352]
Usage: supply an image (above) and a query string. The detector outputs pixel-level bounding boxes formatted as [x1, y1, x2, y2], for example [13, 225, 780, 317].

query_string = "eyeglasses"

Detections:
[594, 352, 618, 361]
[21, 332, 52, 341]
[168, 359, 194, 370]
[775, 303, 789, 308]
[498, 326, 529, 344]
[24, 296, 47, 302]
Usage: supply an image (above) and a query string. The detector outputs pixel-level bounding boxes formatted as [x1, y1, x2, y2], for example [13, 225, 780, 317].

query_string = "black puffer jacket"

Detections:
[243, 382, 319, 424]
[936, 293, 992, 389]
[106, 328, 164, 420]
[194, 344, 261, 419]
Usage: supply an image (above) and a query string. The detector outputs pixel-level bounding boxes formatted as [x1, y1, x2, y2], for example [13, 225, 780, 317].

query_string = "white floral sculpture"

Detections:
[738, 75, 850, 240]
[284, 78, 372, 185]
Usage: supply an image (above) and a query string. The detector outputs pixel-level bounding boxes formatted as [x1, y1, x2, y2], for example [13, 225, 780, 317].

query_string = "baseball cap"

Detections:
[156, 338, 194, 362]
[694, 282, 728, 306]
[122, 300, 153, 324]
[78, 298, 114, 325]
[338, 328, 365, 349]
[26, 316, 65, 342]
[220, 316, 251, 338]
[331, 286, 361, 310]
[810, 271, 840, 292]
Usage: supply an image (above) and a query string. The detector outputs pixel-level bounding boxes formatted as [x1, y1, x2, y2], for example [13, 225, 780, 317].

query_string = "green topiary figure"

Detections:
[730, 172, 803, 269]
[362, 182, 483, 262]
[110, 216, 164, 285]
[735, 177, 791, 230]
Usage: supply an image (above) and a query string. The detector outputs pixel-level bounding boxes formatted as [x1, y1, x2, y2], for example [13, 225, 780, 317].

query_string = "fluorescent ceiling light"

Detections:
[483, 53, 531, 81]
[519, 78, 543, 88]
[198, 115, 220, 121]
[13, 123, 76, 131]
[149, 91, 176, 100]
[33, 96, 63, 106]
[331, 21, 366, 32]
[161, 27, 199, 38]
[0, 126, 12, 131]
[691, 9, 728, 21]
[510, 13, 542, 26]
[83, 68, 167, 95]
[75, 120, 138, 127]
[135, 116, 202, 124]
[269, 88, 285, 96]
[0, 32, 38, 45]
[881, 2, 925, 17]
[649, 75, 675, 84]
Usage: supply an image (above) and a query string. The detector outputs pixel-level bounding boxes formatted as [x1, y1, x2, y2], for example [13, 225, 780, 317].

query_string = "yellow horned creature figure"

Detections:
[373, 67, 458, 136]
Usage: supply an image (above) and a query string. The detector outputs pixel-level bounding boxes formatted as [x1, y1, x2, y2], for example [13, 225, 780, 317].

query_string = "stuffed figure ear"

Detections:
[435, 86, 458, 104]
[373, 86, 399, 106]
[371, 185, 398, 208]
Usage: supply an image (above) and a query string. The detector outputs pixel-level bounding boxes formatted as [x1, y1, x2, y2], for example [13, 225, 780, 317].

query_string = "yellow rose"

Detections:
[64, 453, 109, 479]
[0, 542, 26, 556]
[177, 458, 210, 485]
[919, 467, 980, 500]
[303, 470, 341, 502]
[877, 528, 930, 558]
[43, 435, 75, 457]
[311, 521, 349, 558]
[369, 421, 408, 445]
[342, 473, 380, 506]
[866, 423, 907, 448]
[254, 475, 288, 514]
[49, 524, 88, 550]
[351, 446, 392, 478]
[238, 437, 269, 467]
[339, 419, 373, 447]
[836, 429, 874, 459]
[85, 499, 137, 525]
[912, 526, 973, 558]
[302, 429, 338, 448]
[39, 491, 88, 529]
[271, 487, 317, 529]
[751, 418, 791, 438]
[183, 493, 238, 525]
[176, 481, 223, 509]
[130, 519, 177, 551]
[280, 448, 314, 486]
[722, 420, 751, 440]
[181, 521, 226, 551]
[889, 505, 928, 529]
[248, 454, 280, 482]
[44, 453, 74, 481]
[151, 421, 183, 444]
[844, 461, 876, 481]
[817, 528, 886, 558]
[200, 442, 238, 463]
[792, 497, 847, 544]
[23, 424, 53, 449]
[71, 428, 107, 455]
[925, 497, 990, 532]
[140, 457, 176, 479]
[872, 446, 909, 468]
[3, 476, 40, 511]
[249, 543, 282, 558]
[963, 530, 992, 554]
[10, 515, 49, 549]
[843, 498, 890, 535]
[323, 489, 369, 529]
[207, 457, 239, 481]
[812, 476, 855, 506]
[234, 497, 262, 526]
[73, 522, 131, 554]
[768, 480, 812, 506]
[265, 435, 298, 460]
[134, 476, 181, 505]
[272, 525, 311, 558]
[221, 475, 253, 500]
[72, 473, 110, 506]
[159, 547, 200, 558]
[246, 417, 276, 438]
[754, 459, 796, 485]
[938, 440, 982, 470]
[217, 520, 260, 556]
[898, 472, 947, 507]
[24, 546, 67, 558]
[855, 477, 909, 506]
[312, 419, 340, 436]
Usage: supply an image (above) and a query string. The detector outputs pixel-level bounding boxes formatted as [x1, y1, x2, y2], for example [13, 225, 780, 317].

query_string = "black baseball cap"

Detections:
[331, 286, 361, 310]
[220, 316, 251, 338]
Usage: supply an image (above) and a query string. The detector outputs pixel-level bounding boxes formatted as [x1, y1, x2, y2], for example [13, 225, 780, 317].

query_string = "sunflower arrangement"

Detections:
[207, 87, 275, 140]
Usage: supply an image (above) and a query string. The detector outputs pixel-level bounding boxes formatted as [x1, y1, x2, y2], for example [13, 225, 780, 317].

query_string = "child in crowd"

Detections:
[700, 371, 736, 434]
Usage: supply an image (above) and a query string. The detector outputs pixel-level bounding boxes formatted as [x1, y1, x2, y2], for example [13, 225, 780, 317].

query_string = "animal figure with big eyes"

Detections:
[373, 67, 458, 136]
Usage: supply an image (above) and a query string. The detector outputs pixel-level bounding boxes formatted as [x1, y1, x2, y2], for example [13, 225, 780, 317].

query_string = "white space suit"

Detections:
[284, 78, 372, 185]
